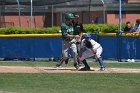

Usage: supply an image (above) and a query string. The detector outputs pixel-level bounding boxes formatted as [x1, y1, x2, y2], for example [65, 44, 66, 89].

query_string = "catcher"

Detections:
[79, 33, 105, 71]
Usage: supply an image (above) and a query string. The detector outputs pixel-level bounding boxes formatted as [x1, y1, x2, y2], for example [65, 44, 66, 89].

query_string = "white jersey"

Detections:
[81, 39, 101, 51]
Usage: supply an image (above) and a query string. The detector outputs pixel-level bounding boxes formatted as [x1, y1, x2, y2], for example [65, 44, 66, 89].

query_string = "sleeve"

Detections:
[90, 40, 95, 46]
[130, 24, 137, 33]
[80, 39, 85, 48]
[61, 23, 68, 35]
[80, 23, 84, 32]
[123, 26, 128, 32]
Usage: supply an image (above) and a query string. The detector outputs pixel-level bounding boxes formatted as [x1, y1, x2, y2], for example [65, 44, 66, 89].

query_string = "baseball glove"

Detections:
[84, 40, 93, 48]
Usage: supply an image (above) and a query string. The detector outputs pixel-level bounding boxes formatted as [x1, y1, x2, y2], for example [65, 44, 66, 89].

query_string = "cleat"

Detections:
[74, 63, 79, 70]
[54, 64, 62, 68]
[131, 59, 135, 62]
[79, 67, 90, 71]
[126, 59, 131, 62]
[99, 67, 105, 71]
[74, 65, 79, 70]
[78, 63, 82, 67]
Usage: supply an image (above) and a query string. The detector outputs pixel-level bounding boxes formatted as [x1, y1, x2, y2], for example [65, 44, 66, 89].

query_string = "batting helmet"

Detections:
[64, 12, 75, 19]
[84, 33, 91, 38]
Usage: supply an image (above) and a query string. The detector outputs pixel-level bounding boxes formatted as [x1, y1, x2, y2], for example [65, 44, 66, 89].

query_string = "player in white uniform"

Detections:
[79, 33, 105, 71]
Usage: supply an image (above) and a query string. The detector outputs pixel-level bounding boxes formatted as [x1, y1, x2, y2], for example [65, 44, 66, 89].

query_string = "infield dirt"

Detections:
[0, 66, 140, 73]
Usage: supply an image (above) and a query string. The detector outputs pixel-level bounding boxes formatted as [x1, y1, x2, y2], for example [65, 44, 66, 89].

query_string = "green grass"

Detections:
[0, 61, 140, 68]
[0, 73, 140, 93]
[0, 61, 140, 93]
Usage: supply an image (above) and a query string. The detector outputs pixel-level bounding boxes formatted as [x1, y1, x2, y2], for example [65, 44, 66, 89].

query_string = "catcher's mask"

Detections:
[84, 33, 91, 38]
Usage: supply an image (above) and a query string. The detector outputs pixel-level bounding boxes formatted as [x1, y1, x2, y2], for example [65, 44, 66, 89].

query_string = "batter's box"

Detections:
[44, 67, 76, 71]
[44, 67, 95, 71]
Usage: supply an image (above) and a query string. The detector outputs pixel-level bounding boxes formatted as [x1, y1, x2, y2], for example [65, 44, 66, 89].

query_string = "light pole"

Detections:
[51, 4, 54, 27]
[119, 0, 122, 33]
[16, 0, 21, 27]
[101, 0, 105, 24]
[30, 0, 33, 28]
[88, 0, 91, 23]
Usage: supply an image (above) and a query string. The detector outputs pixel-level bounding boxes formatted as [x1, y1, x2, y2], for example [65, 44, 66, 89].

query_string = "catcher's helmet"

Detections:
[64, 12, 75, 19]
[84, 33, 91, 38]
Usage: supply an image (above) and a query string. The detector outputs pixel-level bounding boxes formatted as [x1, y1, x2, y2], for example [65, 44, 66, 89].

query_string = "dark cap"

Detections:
[126, 21, 130, 24]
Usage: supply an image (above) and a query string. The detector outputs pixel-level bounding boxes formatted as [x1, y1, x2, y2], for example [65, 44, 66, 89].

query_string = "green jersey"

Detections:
[61, 22, 75, 41]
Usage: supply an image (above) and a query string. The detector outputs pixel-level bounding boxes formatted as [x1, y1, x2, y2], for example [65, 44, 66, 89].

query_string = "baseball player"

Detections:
[79, 33, 105, 71]
[64, 14, 84, 66]
[55, 12, 80, 69]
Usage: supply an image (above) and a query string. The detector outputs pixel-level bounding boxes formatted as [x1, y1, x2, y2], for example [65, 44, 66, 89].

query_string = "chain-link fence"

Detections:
[0, 0, 140, 28]
[0, 0, 108, 28]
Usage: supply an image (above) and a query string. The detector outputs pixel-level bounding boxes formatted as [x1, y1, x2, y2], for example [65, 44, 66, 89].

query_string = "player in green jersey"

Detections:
[56, 12, 80, 69]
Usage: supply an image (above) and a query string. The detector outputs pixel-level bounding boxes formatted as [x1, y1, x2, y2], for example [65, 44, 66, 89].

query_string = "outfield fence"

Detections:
[0, 33, 140, 60]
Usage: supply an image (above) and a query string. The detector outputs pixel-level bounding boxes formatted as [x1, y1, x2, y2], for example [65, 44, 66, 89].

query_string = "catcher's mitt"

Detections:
[84, 40, 93, 48]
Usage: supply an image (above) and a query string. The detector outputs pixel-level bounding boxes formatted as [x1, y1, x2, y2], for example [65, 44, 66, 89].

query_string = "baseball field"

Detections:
[0, 60, 140, 93]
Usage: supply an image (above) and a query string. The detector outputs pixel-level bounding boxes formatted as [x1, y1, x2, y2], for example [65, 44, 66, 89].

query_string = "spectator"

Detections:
[123, 19, 140, 62]
[131, 19, 140, 33]
[126, 19, 140, 62]
[123, 21, 132, 33]
[123, 21, 134, 62]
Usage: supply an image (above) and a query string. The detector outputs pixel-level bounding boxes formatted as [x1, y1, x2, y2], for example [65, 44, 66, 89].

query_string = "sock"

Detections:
[82, 59, 90, 68]
[56, 57, 64, 66]
[65, 58, 69, 64]
[74, 63, 78, 67]
[77, 58, 81, 64]
[98, 57, 104, 68]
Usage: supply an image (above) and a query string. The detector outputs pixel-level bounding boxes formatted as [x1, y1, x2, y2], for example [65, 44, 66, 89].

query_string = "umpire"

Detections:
[73, 14, 84, 65]
[72, 14, 84, 44]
